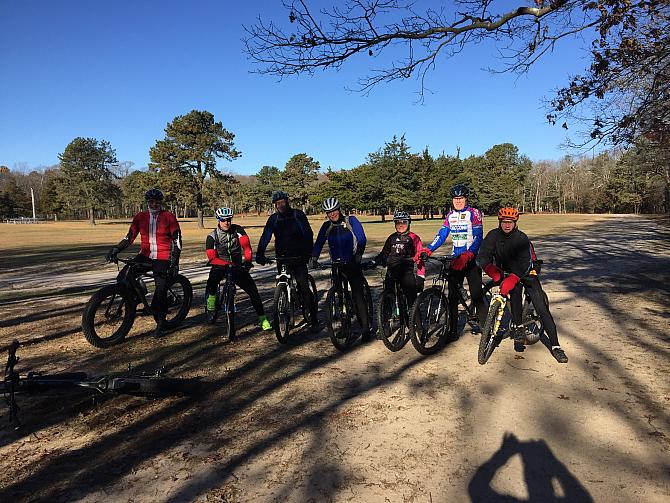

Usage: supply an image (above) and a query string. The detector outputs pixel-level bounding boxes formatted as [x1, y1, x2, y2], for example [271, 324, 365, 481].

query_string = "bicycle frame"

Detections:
[425, 256, 492, 326]
[212, 265, 238, 313]
[488, 291, 539, 338]
[116, 257, 158, 311]
[3, 340, 175, 427]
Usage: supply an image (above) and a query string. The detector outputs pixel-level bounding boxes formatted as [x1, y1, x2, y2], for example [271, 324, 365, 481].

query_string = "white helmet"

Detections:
[322, 197, 340, 212]
[215, 207, 234, 221]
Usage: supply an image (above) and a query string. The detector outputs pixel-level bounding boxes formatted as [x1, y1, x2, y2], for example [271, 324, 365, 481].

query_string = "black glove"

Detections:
[242, 261, 253, 272]
[419, 251, 428, 263]
[255, 253, 267, 266]
[310, 257, 319, 270]
[353, 252, 362, 265]
[106, 247, 120, 263]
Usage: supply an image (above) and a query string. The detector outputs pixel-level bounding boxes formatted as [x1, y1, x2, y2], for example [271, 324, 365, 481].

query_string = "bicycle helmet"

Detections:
[450, 184, 470, 198]
[322, 197, 340, 212]
[393, 211, 411, 222]
[271, 190, 289, 204]
[215, 207, 234, 221]
[497, 207, 520, 221]
[145, 188, 164, 201]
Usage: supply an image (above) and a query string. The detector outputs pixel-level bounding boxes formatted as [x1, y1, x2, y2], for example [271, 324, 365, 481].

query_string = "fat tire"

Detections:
[163, 274, 192, 329]
[410, 287, 449, 355]
[479, 297, 504, 365]
[273, 284, 291, 343]
[109, 376, 201, 396]
[82, 284, 136, 348]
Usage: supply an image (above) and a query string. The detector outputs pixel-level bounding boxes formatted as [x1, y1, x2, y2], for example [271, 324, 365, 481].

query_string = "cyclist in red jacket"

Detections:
[106, 188, 181, 338]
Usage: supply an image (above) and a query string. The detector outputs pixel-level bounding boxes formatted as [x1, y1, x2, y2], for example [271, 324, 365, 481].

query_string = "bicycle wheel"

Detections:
[326, 287, 355, 351]
[224, 285, 236, 341]
[163, 274, 193, 329]
[108, 376, 202, 396]
[478, 297, 505, 365]
[521, 290, 549, 345]
[359, 277, 374, 339]
[410, 287, 449, 355]
[377, 289, 409, 352]
[82, 284, 136, 348]
[273, 284, 291, 343]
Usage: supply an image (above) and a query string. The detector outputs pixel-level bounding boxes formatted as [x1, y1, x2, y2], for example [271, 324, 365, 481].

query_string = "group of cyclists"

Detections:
[106, 184, 568, 364]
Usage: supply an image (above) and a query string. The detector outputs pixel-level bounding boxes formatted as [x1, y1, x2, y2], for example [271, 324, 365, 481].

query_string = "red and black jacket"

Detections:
[121, 210, 181, 262]
[206, 224, 252, 266]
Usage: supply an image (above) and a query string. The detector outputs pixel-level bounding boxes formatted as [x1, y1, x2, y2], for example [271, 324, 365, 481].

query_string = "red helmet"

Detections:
[498, 207, 519, 221]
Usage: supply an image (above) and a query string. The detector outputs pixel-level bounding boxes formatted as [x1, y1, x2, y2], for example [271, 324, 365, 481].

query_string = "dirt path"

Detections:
[0, 216, 668, 502]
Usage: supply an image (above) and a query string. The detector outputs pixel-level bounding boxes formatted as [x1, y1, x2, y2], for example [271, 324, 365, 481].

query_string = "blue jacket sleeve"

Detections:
[427, 221, 451, 252]
[256, 215, 275, 256]
[349, 216, 367, 254]
[312, 221, 329, 258]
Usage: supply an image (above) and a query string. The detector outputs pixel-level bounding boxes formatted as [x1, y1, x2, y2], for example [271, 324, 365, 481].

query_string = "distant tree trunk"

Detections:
[89, 207, 96, 226]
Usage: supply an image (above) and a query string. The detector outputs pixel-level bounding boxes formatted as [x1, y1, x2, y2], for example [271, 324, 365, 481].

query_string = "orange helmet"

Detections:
[498, 207, 519, 221]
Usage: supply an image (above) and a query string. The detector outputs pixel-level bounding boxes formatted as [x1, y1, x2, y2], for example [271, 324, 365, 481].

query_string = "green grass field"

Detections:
[0, 213, 614, 270]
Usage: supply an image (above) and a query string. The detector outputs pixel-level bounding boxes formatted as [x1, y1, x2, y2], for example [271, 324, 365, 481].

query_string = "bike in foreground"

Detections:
[2, 340, 201, 428]
[81, 256, 193, 348]
[478, 267, 548, 365]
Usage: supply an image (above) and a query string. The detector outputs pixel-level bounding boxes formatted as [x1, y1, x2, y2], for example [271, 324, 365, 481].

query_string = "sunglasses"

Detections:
[219, 218, 232, 223]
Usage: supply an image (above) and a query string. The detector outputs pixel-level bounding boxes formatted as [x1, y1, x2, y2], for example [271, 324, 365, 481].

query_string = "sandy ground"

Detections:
[0, 215, 668, 502]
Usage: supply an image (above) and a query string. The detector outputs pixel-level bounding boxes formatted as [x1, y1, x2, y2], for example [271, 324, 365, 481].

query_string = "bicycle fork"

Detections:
[493, 296, 507, 334]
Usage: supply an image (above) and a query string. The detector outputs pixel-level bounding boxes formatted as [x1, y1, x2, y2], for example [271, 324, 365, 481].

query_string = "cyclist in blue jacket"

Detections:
[421, 184, 487, 341]
[311, 197, 370, 339]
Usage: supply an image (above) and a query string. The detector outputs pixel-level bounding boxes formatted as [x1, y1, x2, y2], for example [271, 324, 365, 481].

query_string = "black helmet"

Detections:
[271, 190, 289, 204]
[450, 184, 469, 198]
[145, 188, 164, 201]
[393, 210, 411, 222]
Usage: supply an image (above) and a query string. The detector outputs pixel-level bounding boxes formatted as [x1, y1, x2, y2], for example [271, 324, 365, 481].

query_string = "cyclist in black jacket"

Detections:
[477, 207, 568, 363]
[256, 191, 317, 328]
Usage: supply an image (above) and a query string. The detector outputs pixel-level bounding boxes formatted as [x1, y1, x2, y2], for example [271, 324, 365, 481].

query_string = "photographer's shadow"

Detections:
[468, 432, 593, 502]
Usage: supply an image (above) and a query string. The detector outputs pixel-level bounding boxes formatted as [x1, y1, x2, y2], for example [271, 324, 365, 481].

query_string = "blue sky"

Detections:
[0, 1, 594, 175]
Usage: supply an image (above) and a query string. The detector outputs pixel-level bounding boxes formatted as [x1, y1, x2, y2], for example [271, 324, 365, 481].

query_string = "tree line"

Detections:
[2, 110, 668, 224]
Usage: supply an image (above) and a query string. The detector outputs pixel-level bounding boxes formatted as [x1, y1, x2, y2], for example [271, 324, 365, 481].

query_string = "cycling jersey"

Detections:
[376, 231, 425, 278]
[312, 215, 366, 263]
[427, 206, 483, 257]
[206, 224, 252, 266]
[122, 210, 181, 261]
[476, 226, 533, 278]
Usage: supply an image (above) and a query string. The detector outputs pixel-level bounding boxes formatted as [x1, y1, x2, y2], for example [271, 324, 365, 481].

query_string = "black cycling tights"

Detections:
[510, 275, 560, 347]
[206, 266, 265, 316]
[117, 255, 169, 325]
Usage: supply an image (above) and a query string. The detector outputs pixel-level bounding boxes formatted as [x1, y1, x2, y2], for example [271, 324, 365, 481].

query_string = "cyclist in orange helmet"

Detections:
[477, 207, 568, 363]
